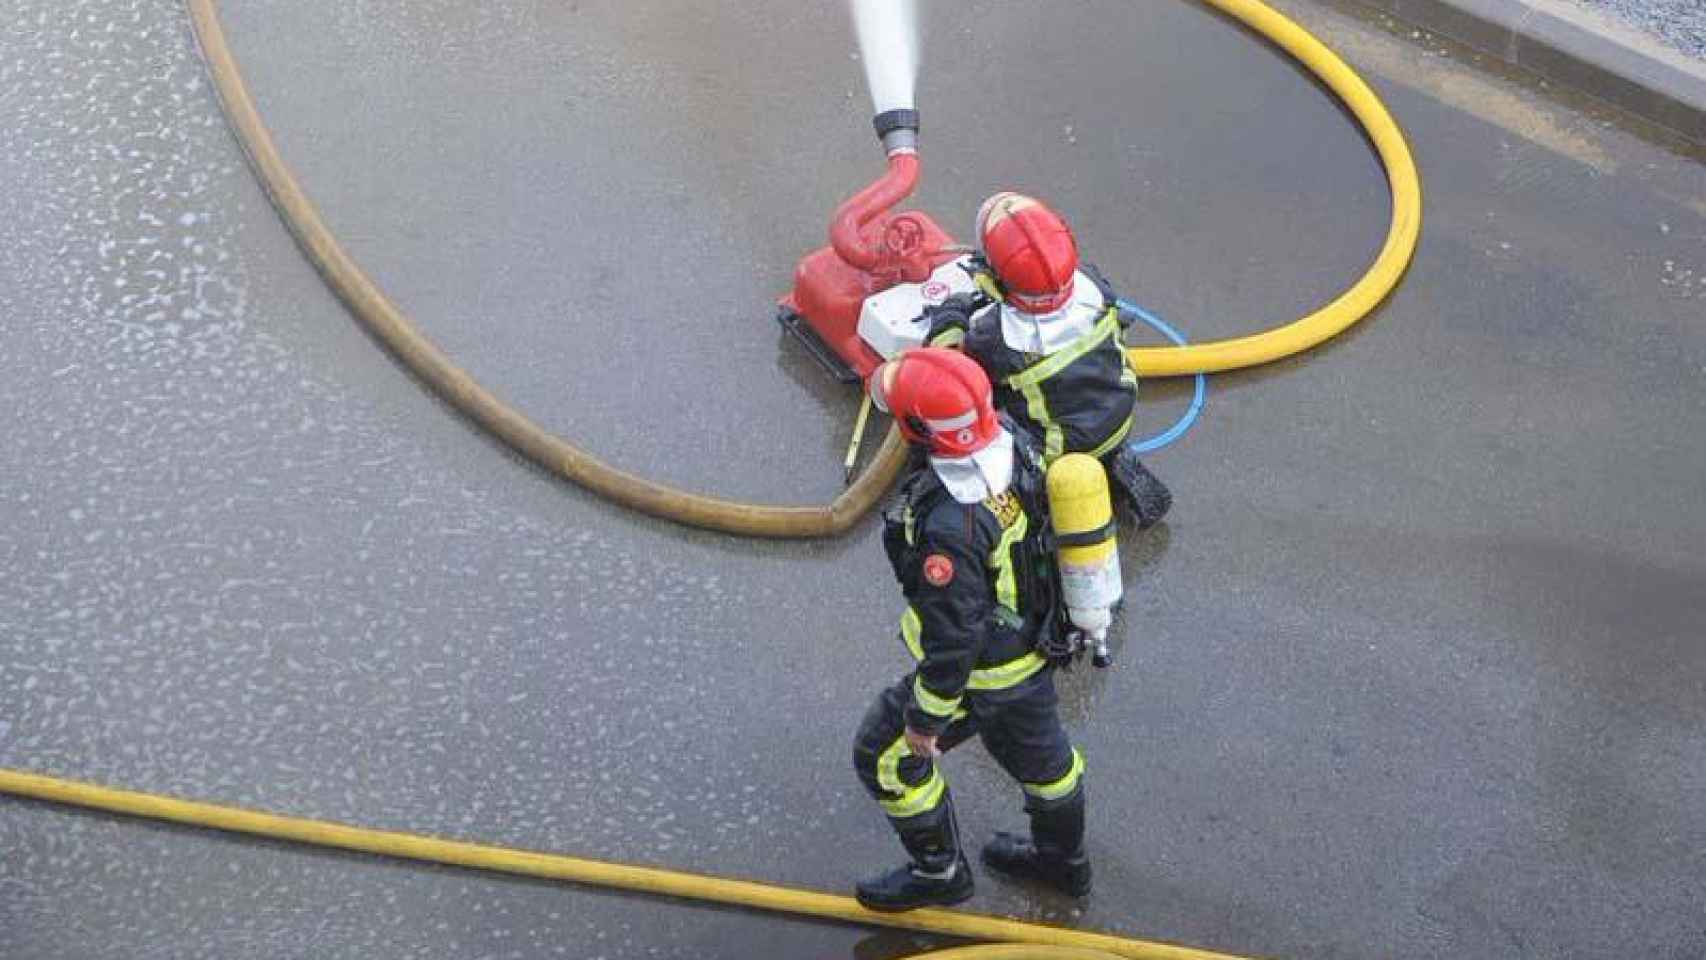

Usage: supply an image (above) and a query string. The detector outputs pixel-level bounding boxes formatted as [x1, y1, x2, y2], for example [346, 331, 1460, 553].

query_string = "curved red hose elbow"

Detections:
[829, 152, 919, 271]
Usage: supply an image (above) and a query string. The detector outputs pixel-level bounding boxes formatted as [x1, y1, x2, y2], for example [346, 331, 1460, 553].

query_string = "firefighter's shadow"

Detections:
[1112, 518, 1172, 650]
[1120, 518, 1172, 580]
[848, 930, 964, 960]
[774, 329, 864, 419]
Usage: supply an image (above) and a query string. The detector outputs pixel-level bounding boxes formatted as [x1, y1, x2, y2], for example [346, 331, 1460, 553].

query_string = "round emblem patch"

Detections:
[922, 554, 955, 587]
[921, 280, 949, 303]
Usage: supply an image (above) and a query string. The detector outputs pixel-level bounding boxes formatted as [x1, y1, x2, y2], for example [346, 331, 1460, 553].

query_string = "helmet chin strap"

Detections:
[929, 429, 1015, 504]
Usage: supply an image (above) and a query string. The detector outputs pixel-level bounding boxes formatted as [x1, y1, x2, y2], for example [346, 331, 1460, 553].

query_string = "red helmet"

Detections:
[867, 348, 1001, 458]
[976, 192, 1079, 314]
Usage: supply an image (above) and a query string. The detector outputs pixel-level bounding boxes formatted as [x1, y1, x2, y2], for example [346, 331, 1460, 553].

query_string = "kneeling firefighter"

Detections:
[852, 347, 1091, 911]
[922, 192, 1172, 529]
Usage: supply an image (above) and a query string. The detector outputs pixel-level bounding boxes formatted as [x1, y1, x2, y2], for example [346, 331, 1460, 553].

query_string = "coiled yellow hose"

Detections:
[1128, 0, 1422, 376]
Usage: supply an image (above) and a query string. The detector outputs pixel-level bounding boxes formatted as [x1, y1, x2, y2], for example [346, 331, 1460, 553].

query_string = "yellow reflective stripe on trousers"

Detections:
[876, 735, 910, 794]
[912, 675, 961, 719]
[902, 606, 1047, 692]
[877, 735, 948, 818]
[1023, 747, 1085, 801]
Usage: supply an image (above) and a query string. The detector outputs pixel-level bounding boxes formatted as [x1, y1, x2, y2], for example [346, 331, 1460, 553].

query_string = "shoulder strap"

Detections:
[961, 253, 1007, 304]
[1078, 262, 1118, 304]
[1003, 305, 1120, 391]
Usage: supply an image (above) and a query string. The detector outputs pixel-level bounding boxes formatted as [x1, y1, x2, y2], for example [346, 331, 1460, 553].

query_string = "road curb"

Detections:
[1341, 0, 1706, 145]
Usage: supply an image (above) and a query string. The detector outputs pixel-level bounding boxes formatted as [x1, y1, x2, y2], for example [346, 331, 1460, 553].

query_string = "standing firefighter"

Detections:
[852, 347, 1090, 911]
[924, 192, 1172, 529]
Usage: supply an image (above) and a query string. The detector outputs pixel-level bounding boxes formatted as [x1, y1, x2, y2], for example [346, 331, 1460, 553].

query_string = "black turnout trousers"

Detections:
[853, 667, 1078, 821]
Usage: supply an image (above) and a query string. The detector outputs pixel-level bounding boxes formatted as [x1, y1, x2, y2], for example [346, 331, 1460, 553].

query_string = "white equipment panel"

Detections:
[857, 256, 977, 360]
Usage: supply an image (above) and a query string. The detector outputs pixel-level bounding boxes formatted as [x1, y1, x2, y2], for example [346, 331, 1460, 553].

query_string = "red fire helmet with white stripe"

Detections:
[976, 192, 1079, 314]
[867, 347, 1001, 458]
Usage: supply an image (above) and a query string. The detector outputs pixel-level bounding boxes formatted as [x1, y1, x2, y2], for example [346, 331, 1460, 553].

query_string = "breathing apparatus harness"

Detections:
[881, 423, 1106, 670]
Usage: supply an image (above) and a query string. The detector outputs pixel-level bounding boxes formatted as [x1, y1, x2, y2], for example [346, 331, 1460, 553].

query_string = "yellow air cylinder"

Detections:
[1046, 454, 1122, 648]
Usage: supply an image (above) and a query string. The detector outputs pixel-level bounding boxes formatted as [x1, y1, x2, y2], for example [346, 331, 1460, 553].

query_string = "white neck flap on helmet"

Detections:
[998, 271, 1103, 356]
[929, 427, 1015, 504]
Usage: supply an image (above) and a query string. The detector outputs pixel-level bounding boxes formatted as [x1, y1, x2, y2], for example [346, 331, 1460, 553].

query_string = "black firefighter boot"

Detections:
[1104, 442, 1172, 530]
[856, 800, 974, 912]
[981, 785, 1091, 897]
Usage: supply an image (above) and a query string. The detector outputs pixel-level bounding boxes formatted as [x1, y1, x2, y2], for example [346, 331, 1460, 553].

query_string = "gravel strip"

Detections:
[1563, 0, 1706, 61]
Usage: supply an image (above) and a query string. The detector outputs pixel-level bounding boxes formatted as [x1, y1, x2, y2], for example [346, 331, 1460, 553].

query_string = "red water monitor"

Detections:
[777, 110, 966, 383]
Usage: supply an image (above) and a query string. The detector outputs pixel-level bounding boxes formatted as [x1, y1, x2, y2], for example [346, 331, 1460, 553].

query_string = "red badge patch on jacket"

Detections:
[922, 553, 955, 587]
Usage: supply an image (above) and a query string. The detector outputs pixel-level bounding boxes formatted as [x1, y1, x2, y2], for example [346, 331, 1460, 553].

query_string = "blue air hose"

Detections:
[1118, 299, 1208, 453]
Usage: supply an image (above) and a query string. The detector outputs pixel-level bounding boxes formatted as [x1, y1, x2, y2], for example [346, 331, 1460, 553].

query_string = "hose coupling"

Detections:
[874, 108, 920, 154]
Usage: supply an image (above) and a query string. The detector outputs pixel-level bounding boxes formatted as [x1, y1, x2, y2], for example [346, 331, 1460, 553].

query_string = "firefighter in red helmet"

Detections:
[852, 347, 1090, 911]
[924, 192, 1171, 529]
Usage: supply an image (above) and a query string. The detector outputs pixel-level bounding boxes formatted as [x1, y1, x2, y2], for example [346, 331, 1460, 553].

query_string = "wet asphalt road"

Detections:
[3, 1, 1705, 958]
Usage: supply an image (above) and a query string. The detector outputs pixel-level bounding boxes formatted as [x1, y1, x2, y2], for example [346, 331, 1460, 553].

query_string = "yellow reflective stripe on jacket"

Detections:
[1088, 410, 1136, 459]
[1018, 379, 1064, 462]
[927, 326, 966, 348]
[897, 489, 1045, 694]
[966, 651, 1046, 691]
[881, 767, 946, 818]
[989, 510, 1028, 614]
[912, 675, 962, 719]
[1005, 305, 1121, 464]
[901, 606, 925, 660]
[1004, 306, 1120, 391]
[1023, 747, 1085, 801]
[901, 605, 1046, 692]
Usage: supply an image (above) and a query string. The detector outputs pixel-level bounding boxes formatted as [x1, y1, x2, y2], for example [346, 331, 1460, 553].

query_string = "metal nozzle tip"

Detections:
[872, 108, 920, 139]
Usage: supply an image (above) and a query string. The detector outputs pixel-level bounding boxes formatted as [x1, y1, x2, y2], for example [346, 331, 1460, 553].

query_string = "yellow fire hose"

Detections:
[0, 768, 1239, 960]
[180, 0, 1418, 539]
[1, 2, 1421, 957]
[1127, 0, 1423, 379]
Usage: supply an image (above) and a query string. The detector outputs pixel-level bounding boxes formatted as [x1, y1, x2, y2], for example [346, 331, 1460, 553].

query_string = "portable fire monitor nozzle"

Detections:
[777, 110, 976, 385]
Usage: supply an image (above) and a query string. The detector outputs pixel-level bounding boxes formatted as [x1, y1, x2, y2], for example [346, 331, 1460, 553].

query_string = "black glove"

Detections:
[921, 293, 986, 345]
